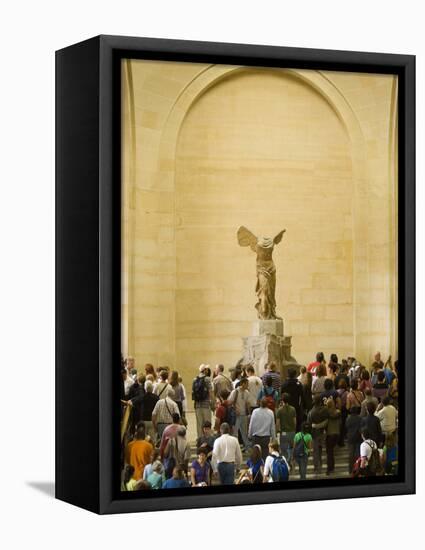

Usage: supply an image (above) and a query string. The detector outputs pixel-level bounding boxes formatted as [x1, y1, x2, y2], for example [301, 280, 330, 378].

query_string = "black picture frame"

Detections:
[56, 35, 415, 514]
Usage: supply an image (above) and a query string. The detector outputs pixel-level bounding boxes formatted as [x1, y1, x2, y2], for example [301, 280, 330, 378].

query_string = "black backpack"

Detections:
[293, 434, 307, 459]
[366, 441, 382, 475]
[192, 376, 209, 402]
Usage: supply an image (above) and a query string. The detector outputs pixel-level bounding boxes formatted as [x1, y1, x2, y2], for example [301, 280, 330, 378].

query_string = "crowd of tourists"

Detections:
[120, 352, 399, 490]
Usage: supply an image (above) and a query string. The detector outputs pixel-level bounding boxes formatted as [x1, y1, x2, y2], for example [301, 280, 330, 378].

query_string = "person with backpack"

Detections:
[359, 427, 383, 476]
[257, 376, 279, 411]
[263, 440, 289, 482]
[245, 444, 265, 484]
[192, 364, 214, 439]
[163, 426, 191, 478]
[248, 397, 276, 460]
[293, 422, 313, 480]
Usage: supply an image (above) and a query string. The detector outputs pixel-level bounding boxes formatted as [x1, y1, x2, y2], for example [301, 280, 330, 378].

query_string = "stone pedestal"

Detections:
[241, 319, 302, 379]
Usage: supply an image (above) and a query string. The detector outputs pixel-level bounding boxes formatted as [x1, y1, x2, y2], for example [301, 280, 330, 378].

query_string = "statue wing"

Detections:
[273, 229, 286, 245]
[237, 226, 257, 251]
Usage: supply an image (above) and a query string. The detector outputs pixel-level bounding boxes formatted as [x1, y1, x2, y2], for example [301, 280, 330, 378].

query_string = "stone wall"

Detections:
[121, 59, 398, 390]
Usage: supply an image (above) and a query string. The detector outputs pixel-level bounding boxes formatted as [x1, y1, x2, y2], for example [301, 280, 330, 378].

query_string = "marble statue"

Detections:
[237, 226, 286, 320]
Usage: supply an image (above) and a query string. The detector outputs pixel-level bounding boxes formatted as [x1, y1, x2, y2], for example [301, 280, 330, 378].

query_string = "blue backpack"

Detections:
[271, 455, 289, 482]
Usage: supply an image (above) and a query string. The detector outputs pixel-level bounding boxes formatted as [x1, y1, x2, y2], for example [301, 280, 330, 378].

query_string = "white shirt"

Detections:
[360, 439, 377, 461]
[229, 387, 254, 416]
[247, 375, 262, 403]
[375, 405, 398, 433]
[211, 434, 243, 471]
[124, 377, 134, 396]
[263, 452, 288, 482]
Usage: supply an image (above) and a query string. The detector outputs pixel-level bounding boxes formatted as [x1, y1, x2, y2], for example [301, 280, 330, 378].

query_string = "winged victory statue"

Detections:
[237, 226, 286, 320]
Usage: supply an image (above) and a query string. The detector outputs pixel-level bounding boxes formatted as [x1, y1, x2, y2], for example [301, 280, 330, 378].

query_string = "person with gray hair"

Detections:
[211, 422, 243, 485]
[152, 387, 180, 440]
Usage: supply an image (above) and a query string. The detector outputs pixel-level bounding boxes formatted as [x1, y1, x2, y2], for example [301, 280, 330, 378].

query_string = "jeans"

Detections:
[296, 455, 308, 479]
[235, 415, 249, 449]
[218, 462, 235, 485]
[312, 431, 326, 473]
[280, 432, 295, 463]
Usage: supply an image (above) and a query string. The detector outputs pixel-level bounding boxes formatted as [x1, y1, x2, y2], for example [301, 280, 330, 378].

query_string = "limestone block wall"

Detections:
[121, 59, 398, 390]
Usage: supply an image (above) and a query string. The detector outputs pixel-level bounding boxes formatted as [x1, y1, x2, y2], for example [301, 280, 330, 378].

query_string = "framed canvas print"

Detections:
[56, 35, 415, 514]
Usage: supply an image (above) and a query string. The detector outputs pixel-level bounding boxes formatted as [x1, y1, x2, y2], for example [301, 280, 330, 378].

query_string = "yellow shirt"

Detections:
[126, 439, 153, 480]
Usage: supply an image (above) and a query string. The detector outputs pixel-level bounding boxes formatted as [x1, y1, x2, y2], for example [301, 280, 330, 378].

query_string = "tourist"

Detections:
[248, 397, 276, 460]
[335, 361, 350, 389]
[192, 364, 214, 439]
[151, 387, 180, 440]
[163, 426, 191, 477]
[382, 431, 398, 475]
[327, 353, 340, 379]
[375, 396, 398, 439]
[138, 380, 158, 441]
[359, 369, 372, 393]
[142, 448, 161, 481]
[371, 352, 384, 374]
[361, 401, 383, 447]
[125, 424, 154, 480]
[276, 393, 296, 463]
[360, 387, 378, 417]
[190, 448, 211, 486]
[308, 395, 328, 474]
[257, 375, 279, 411]
[302, 371, 313, 414]
[345, 406, 362, 474]
[311, 362, 327, 397]
[214, 389, 235, 432]
[325, 399, 341, 475]
[372, 370, 389, 403]
[281, 367, 305, 431]
[383, 356, 396, 385]
[144, 363, 155, 378]
[261, 362, 281, 393]
[196, 420, 216, 458]
[212, 364, 233, 398]
[146, 460, 165, 489]
[320, 378, 341, 409]
[122, 367, 134, 397]
[229, 377, 252, 450]
[293, 422, 313, 480]
[346, 379, 364, 412]
[212, 422, 243, 485]
[337, 379, 349, 445]
[297, 365, 308, 385]
[246, 444, 265, 484]
[359, 428, 382, 476]
[159, 412, 181, 458]
[121, 464, 138, 491]
[246, 365, 263, 409]
[154, 369, 171, 399]
[307, 352, 325, 374]
[162, 466, 190, 489]
[263, 440, 289, 482]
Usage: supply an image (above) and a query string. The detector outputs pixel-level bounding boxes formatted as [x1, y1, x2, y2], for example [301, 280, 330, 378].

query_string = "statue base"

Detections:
[241, 319, 302, 379]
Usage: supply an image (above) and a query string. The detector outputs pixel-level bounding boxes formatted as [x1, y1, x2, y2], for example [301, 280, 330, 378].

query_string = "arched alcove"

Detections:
[122, 60, 397, 384]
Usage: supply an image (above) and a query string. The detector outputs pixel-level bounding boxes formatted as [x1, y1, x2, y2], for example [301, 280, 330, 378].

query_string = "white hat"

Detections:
[199, 364, 209, 372]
